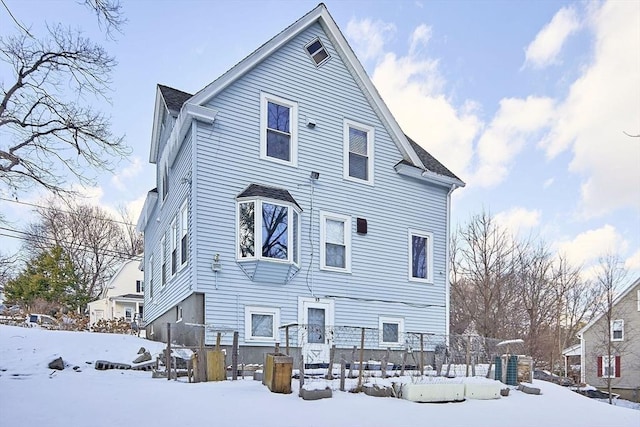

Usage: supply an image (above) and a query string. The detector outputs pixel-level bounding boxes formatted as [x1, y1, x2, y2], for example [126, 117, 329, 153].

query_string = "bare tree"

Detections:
[592, 254, 628, 404]
[450, 210, 518, 339]
[0, 0, 128, 197]
[24, 199, 140, 306]
[512, 241, 556, 363]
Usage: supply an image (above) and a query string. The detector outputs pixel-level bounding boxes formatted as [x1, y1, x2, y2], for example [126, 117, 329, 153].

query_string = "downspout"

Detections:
[445, 183, 457, 341]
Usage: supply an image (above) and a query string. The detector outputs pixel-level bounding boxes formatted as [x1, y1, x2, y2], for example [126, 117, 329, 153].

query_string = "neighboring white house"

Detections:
[88, 259, 144, 325]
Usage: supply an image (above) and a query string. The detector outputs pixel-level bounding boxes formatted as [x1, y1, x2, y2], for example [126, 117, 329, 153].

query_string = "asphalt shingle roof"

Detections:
[158, 85, 192, 114]
[237, 184, 302, 210]
[405, 135, 462, 182]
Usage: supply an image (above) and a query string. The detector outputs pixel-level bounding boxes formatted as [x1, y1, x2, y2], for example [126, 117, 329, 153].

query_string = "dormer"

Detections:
[149, 85, 193, 164]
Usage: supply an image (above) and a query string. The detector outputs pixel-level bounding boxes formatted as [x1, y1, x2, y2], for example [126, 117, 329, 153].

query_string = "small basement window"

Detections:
[305, 38, 330, 66]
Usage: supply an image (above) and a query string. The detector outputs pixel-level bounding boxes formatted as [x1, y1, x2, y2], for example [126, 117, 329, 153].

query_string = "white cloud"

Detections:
[345, 18, 396, 61]
[472, 96, 555, 187]
[494, 207, 541, 237]
[540, 1, 640, 217]
[348, 17, 481, 181]
[555, 224, 627, 268]
[409, 24, 431, 56]
[543, 178, 554, 189]
[111, 157, 143, 192]
[524, 6, 580, 68]
[625, 249, 640, 272]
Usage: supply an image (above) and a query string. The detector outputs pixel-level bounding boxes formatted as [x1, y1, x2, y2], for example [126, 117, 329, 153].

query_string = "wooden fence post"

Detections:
[327, 344, 336, 380]
[420, 333, 424, 376]
[340, 355, 346, 392]
[285, 325, 290, 355]
[357, 327, 365, 391]
[166, 323, 171, 381]
[349, 346, 356, 378]
[299, 354, 305, 390]
[232, 331, 239, 381]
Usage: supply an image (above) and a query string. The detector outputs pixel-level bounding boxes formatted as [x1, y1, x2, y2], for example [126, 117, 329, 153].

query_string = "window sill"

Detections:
[343, 176, 374, 186]
[260, 155, 298, 168]
[408, 277, 433, 284]
[320, 266, 351, 274]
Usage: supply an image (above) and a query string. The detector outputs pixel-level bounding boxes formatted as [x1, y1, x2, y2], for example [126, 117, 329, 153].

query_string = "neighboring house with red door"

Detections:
[88, 259, 144, 326]
[578, 277, 640, 401]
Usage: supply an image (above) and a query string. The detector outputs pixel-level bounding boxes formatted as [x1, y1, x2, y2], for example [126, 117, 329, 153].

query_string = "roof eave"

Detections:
[394, 161, 465, 188]
[149, 87, 166, 164]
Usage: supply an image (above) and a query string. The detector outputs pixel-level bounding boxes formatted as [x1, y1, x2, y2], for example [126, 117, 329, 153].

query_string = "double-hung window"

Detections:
[611, 319, 624, 341]
[245, 306, 280, 342]
[161, 163, 169, 201]
[320, 211, 351, 272]
[237, 199, 301, 265]
[171, 217, 178, 276]
[409, 229, 433, 283]
[180, 201, 188, 267]
[344, 119, 374, 184]
[600, 355, 619, 378]
[260, 93, 298, 166]
[148, 255, 154, 299]
[160, 236, 166, 288]
[379, 316, 404, 347]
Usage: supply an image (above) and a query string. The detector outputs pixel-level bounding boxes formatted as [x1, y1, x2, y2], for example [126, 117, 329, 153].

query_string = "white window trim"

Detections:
[161, 162, 169, 203]
[304, 37, 331, 67]
[160, 235, 166, 289]
[170, 216, 178, 278]
[176, 305, 183, 323]
[245, 306, 280, 343]
[179, 200, 189, 270]
[602, 355, 616, 378]
[125, 307, 133, 321]
[319, 211, 352, 273]
[343, 119, 374, 185]
[260, 92, 298, 167]
[408, 229, 434, 283]
[148, 254, 154, 300]
[611, 319, 624, 342]
[236, 198, 301, 265]
[379, 316, 404, 348]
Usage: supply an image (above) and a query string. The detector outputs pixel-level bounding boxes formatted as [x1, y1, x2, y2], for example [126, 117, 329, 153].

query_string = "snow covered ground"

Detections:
[0, 325, 638, 427]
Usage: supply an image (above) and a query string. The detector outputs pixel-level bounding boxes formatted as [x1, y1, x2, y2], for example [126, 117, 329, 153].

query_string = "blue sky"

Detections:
[1, 0, 639, 280]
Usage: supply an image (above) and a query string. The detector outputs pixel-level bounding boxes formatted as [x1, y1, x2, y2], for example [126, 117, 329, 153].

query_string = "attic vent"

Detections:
[305, 38, 330, 66]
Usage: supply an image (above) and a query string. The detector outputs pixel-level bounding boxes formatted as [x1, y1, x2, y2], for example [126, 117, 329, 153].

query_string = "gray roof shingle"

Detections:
[158, 84, 192, 114]
[237, 184, 302, 210]
[405, 135, 462, 182]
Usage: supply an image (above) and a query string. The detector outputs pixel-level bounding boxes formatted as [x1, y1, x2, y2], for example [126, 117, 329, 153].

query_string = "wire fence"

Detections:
[152, 322, 526, 384]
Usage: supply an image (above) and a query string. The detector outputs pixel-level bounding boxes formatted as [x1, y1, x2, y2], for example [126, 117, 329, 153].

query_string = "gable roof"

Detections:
[158, 84, 192, 115]
[578, 276, 640, 336]
[150, 3, 464, 187]
[406, 135, 461, 181]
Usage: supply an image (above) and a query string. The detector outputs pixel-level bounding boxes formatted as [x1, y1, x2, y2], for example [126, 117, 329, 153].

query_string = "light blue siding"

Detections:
[143, 128, 193, 323]
[185, 23, 450, 345]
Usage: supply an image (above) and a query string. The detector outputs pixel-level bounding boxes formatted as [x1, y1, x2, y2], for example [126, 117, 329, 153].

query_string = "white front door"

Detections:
[299, 297, 334, 365]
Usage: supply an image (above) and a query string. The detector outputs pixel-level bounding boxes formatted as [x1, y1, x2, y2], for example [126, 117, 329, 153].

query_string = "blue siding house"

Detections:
[137, 4, 464, 364]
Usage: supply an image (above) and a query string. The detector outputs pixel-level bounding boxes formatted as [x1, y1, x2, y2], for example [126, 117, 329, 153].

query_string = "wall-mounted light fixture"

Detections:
[310, 171, 320, 180]
[212, 253, 222, 272]
[306, 118, 316, 128]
